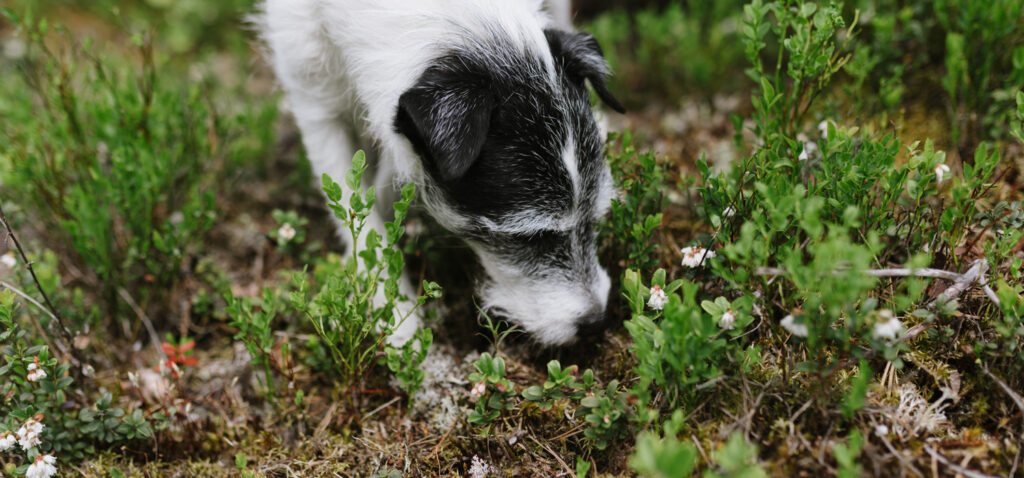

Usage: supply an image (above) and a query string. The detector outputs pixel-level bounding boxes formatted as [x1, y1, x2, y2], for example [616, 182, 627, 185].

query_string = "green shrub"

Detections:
[228, 152, 440, 416]
[4, 0, 259, 54]
[586, 1, 748, 106]
[521, 360, 596, 411]
[845, 0, 1023, 149]
[934, 0, 1024, 149]
[602, 132, 666, 273]
[619, 1, 1021, 473]
[467, 352, 516, 426]
[704, 433, 767, 478]
[0, 13, 274, 329]
[623, 269, 757, 412]
[0, 291, 152, 472]
[629, 411, 698, 478]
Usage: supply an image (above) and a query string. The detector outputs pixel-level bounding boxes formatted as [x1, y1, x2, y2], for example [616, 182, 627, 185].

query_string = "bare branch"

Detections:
[754, 258, 1001, 309]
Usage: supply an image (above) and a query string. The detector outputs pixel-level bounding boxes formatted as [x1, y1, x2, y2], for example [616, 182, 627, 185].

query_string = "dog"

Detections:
[259, 0, 624, 346]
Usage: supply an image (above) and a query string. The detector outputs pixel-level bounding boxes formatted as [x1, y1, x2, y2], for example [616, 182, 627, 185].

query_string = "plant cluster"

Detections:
[586, 1, 749, 107]
[0, 291, 152, 476]
[228, 152, 441, 416]
[601, 132, 667, 273]
[0, 11, 274, 332]
[620, 0, 1023, 474]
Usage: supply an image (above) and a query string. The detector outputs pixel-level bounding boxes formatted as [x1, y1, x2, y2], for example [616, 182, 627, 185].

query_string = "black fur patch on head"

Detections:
[395, 65, 494, 182]
[393, 26, 617, 279]
[544, 29, 625, 114]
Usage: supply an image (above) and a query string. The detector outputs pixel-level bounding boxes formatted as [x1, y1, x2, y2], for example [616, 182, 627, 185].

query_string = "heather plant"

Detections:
[0, 12, 275, 330]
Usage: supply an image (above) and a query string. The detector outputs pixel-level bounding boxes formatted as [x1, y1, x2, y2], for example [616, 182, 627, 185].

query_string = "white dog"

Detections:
[259, 0, 623, 345]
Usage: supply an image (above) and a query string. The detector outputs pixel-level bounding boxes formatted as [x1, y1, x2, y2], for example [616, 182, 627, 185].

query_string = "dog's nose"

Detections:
[576, 309, 609, 339]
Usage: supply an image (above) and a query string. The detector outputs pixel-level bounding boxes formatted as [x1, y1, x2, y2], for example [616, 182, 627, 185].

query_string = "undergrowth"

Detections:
[0, 0, 1021, 477]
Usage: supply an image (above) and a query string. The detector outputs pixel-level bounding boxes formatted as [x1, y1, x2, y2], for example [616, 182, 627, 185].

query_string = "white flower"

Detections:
[681, 246, 716, 268]
[818, 120, 831, 139]
[718, 309, 736, 330]
[0, 433, 15, 451]
[872, 310, 902, 340]
[16, 416, 44, 450]
[798, 141, 818, 161]
[470, 382, 486, 400]
[722, 206, 735, 217]
[469, 455, 494, 478]
[934, 163, 951, 183]
[26, 361, 47, 382]
[25, 454, 57, 478]
[647, 285, 668, 311]
[780, 314, 808, 337]
[1, 252, 16, 268]
[277, 223, 297, 243]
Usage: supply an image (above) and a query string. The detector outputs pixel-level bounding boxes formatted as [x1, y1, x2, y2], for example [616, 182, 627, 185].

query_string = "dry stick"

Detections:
[924, 447, 1003, 478]
[754, 258, 1002, 308]
[117, 287, 167, 364]
[981, 364, 1024, 417]
[0, 205, 86, 371]
[527, 434, 574, 477]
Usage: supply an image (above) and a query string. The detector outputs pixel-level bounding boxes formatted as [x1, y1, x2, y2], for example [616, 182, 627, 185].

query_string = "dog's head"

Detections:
[394, 28, 623, 346]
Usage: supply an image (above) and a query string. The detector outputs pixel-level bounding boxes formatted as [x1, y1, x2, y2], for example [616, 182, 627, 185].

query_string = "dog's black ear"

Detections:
[545, 29, 625, 114]
[395, 74, 494, 183]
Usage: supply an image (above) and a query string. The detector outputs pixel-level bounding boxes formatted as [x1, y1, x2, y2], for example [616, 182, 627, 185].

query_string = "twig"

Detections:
[117, 287, 167, 363]
[924, 447, 1002, 478]
[362, 396, 400, 421]
[981, 364, 1024, 417]
[691, 434, 711, 465]
[428, 417, 459, 458]
[755, 259, 1001, 309]
[0, 205, 85, 371]
[528, 434, 574, 477]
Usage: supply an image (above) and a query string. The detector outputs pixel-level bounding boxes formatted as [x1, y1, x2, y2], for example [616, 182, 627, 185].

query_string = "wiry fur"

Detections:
[258, 0, 621, 345]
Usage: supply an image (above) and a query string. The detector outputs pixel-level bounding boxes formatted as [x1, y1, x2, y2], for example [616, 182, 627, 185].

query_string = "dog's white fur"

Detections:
[259, 0, 610, 345]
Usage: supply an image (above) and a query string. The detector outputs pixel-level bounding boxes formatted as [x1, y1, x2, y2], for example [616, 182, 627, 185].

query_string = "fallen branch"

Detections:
[755, 258, 1001, 309]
